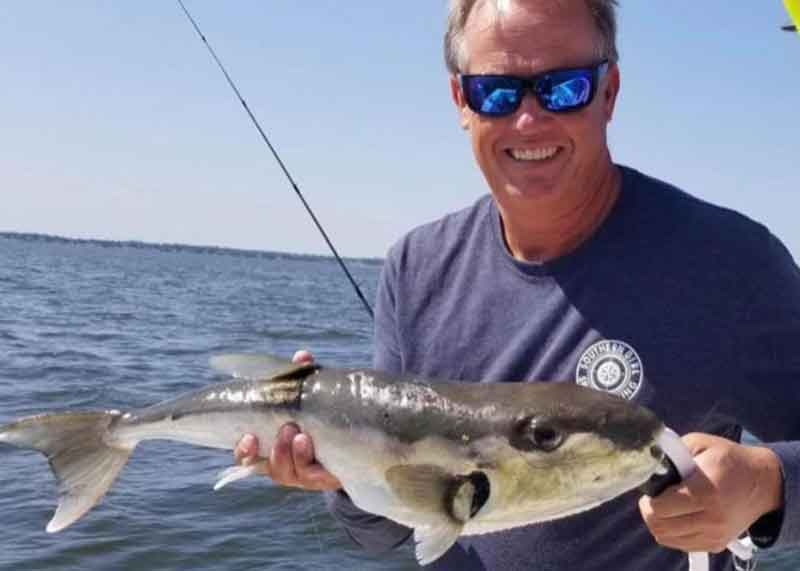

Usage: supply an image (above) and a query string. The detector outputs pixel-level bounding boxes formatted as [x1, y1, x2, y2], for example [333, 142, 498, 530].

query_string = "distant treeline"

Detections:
[0, 231, 383, 266]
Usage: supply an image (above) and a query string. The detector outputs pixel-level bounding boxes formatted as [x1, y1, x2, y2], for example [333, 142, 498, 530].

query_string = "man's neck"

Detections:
[499, 163, 621, 263]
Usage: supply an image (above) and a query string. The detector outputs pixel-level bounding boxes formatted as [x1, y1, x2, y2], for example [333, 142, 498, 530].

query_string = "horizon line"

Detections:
[0, 230, 384, 265]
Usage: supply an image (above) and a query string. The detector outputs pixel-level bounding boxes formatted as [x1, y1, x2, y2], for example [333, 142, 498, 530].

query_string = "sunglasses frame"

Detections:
[460, 60, 610, 117]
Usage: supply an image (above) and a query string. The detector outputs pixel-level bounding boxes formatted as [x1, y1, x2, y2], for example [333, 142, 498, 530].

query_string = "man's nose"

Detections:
[513, 93, 549, 130]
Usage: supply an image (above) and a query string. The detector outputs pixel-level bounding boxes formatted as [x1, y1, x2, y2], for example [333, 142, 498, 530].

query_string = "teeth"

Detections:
[509, 147, 558, 161]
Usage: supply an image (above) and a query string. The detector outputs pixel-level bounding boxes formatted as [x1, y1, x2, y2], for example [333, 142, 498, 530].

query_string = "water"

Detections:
[0, 233, 797, 570]
[0, 233, 414, 571]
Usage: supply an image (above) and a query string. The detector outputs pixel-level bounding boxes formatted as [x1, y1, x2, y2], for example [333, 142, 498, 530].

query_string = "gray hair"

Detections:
[444, 0, 619, 74]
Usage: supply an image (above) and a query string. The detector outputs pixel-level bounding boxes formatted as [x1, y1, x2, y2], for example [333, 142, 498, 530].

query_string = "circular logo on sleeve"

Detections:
[575, 339, 644, 400]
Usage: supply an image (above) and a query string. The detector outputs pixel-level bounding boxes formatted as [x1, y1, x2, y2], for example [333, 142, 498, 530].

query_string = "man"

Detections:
[237, 1, 800, 569]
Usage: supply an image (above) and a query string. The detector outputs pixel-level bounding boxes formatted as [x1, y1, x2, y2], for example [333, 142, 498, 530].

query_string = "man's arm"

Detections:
[324, 489, 413, 554]
[641, 232, 800, 552]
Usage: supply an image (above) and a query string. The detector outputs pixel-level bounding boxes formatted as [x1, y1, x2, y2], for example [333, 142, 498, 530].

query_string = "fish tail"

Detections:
[0, 411, 136, 532]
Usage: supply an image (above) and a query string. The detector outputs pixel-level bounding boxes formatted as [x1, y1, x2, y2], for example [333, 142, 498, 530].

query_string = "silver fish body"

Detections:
[0, 354, 666, 565]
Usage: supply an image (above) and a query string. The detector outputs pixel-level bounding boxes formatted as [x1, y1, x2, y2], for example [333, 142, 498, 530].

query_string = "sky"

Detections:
[1, 2, 797, 258]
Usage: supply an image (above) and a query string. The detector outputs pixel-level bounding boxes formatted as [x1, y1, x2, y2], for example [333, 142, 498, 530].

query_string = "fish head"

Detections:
[468, 383, 665, 527]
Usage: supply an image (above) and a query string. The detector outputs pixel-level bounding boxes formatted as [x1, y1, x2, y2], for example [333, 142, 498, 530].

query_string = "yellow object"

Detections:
[785, 0, 800, 32]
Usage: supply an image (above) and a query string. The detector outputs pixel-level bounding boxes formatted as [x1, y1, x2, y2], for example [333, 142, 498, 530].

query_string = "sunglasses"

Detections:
[460, 60, 609, 117]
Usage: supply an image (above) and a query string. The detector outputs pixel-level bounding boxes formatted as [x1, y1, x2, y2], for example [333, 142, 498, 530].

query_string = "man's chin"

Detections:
[499, 179, 563, 202]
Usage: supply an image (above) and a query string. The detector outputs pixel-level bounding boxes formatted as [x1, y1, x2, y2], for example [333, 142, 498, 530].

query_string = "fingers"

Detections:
[639, 504, 734, 554]
[681, 432, 715, 457]
[234, 433, 260, 465]
[270, 423, 301, 484]
[245, 423, 340, 490]
[641, 470, 712, 518]
[639, 433, 770, 554]
[639, 492, 704, 531]
[292, 432, 315, 467]
[650, 529, 730, 554]
[639, 465, 716, 547]
[291, 433, 343, 491]
[293, 349, 314, 364]
[273, 426, 341, 490]
[232, 349, 340, 492]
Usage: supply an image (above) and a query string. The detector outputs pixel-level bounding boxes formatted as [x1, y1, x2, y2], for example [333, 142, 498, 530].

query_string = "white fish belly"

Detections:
[303, 415, 479, 528]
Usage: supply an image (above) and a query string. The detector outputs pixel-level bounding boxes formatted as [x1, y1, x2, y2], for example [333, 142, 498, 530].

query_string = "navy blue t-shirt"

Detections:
[328, 166, 800, 570]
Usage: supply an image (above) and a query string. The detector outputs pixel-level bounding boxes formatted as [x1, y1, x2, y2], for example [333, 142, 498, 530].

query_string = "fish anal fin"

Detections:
[414, 523, 463, 566]
[213, 460, 269, 491]
[209, 353, 317, 381]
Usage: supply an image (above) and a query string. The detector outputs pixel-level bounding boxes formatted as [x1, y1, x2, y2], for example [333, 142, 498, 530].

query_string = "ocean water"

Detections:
[0, 233, 797, 570]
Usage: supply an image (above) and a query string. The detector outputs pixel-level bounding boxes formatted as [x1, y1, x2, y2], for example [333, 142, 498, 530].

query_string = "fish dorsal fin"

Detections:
[209, 353, 316, 381]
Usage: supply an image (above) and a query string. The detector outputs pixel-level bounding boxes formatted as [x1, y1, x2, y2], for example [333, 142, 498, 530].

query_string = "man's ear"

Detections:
[450, 75, 471, 130]
[603, 63, 621, 122]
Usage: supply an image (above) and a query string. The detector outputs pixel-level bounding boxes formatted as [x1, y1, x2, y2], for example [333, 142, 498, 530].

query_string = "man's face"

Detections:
[451, 0, 620, 209]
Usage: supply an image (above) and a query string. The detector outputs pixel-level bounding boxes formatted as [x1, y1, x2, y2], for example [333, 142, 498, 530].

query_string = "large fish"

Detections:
[0, 354, 667, 564]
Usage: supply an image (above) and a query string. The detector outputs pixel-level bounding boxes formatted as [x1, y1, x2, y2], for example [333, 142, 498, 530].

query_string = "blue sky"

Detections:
[1, 2, 797, 258]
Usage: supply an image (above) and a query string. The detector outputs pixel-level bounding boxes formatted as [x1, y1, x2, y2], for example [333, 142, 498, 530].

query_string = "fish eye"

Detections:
[531, 424, 563, 451]
[512, 417, 564, 452]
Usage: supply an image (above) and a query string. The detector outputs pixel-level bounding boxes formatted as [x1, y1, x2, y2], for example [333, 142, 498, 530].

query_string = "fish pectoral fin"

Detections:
[209, 353, 316, 381]
[385, 464, 452, 513]
[414, 522, 463, 565]
[213, 460, 269, 491]
[386, 465, 490, 522]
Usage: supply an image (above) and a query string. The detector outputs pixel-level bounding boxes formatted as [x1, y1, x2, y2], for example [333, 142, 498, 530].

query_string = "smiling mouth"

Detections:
[506, 147, 560, 162]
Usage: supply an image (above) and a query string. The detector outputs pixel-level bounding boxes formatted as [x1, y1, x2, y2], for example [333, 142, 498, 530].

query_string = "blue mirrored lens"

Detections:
[541, 76, 591, 111]
[482, 88, 520, 115]
[463, 77, 523, 116]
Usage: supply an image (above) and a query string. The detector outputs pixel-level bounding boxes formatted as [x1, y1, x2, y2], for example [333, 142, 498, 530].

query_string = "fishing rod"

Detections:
[176, 0, 374, 320]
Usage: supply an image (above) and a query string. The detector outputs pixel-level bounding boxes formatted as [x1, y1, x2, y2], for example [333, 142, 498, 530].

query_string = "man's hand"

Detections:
[233, 349, 342, 492]
[639, 432, 783, 553]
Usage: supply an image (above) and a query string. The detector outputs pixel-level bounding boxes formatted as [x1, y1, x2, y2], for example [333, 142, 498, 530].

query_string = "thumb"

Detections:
[293, 349, 314, 364]
[293, 433, 315, 466]
[681, 432, 714, 456]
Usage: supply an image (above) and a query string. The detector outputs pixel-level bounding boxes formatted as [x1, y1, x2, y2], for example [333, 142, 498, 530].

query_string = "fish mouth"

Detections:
[650, 443, 665, 464]
[637, 443, 681, 497]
